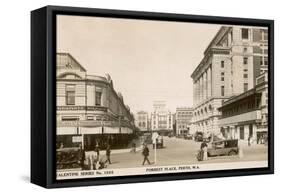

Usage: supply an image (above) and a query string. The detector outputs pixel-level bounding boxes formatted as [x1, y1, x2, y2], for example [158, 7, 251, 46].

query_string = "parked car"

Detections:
[56, 147, 82, 170]
[207, 139, 239, 157]
[177, 134, 185, 139]
[153, 136, 164, 149]
[184, 134, 193, 140]
[194, 132, 203, 142]
[203, 136, 212, 142]
[142, 133, 152, 144]
[168, 133, 174, 138]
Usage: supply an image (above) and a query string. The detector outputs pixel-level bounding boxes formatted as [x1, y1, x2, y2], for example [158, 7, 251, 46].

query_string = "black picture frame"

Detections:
[31, 5, 274, 188]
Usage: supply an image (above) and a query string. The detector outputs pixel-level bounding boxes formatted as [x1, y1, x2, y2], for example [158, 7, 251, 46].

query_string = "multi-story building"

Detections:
[191, 26, 268, 137]
[151, 101, 173, 134]
[218, 72, 268, 143]
[56, 53, 136, 150]
[175, 107, 193, 135]
[135, 111, 150, 132]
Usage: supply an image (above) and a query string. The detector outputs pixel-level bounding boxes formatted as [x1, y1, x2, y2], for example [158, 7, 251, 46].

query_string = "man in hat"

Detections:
[142, 144, 151, 165]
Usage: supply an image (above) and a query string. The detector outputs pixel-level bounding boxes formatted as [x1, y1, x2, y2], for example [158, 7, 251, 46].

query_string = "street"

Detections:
[105, 136, 268, 169]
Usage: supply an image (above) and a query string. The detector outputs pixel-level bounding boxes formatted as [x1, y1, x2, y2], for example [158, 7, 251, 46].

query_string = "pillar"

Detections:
[207, 67, 212, 98]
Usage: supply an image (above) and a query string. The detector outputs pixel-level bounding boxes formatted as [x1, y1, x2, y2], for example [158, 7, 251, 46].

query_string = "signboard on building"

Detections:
[72, 135, 82, 143]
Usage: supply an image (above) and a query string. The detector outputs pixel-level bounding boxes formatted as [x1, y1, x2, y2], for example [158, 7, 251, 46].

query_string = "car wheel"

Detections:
[228, 150, 236, 156]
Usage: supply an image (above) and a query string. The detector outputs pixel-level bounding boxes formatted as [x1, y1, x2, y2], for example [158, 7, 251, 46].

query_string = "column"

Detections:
[207, 67, 212, 98]
[193, 81, 196, 105]
[206, 70, 208, 99]
[199, 77, 202, 102]
[200, 75, 203, 101]
[204, 71, 207, 100]
[202, 73, 205, 100]
[196, 80, 199, 104]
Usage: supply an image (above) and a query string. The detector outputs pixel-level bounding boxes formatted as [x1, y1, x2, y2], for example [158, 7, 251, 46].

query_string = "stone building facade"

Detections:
[175, 107, 193, 135]
[151, 101, 173, 134]
[135, 111, 150, 132]
[191, 26, 268, 137]
[56, 53, 136, 150]
[218, 72, 268, 143]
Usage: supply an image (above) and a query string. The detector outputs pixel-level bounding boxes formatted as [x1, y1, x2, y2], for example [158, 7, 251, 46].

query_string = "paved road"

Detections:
[105, 137, 267, 169]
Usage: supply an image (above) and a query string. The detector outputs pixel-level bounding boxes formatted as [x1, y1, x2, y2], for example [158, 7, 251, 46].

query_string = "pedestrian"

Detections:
[261, 135, 264, 144]
[59, 142, 64, 149]
[238, 145, 244, 158]
[105, 145, 112, 164]
[248, 136, 251, 146]
[200, 141, 208, 161]
[132, 142, 136, 153]
[95, 145, 100, 160]
[142, 144, 151, 165]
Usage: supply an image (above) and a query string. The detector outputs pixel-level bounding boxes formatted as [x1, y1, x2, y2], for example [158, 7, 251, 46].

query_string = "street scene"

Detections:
[56, 15, 269, 179]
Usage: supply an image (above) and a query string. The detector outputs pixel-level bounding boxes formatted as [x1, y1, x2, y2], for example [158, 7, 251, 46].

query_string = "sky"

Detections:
[57, 15, 221, 113]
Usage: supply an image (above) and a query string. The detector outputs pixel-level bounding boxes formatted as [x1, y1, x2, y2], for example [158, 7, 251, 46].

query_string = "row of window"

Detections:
[222, 99, 260, 118]
[138, 122, 147, 128]
[65, 84, 102, 106]
[241, 28, 268, 41]
[194, 105, 214, 117]
[220, 83, 248, 97]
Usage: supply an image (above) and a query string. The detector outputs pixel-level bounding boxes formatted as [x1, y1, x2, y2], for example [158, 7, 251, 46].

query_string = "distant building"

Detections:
[56, 53, 136, 150]
[135, 111, 149, 132]
[175, 107, 193, 135]
[218, 72, 268, 143]
[151, 101, 173, 134]
[191, 26, 268, 137]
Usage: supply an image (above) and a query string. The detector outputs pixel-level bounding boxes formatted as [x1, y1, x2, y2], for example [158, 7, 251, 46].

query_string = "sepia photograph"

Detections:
[55, 14, 269, 180]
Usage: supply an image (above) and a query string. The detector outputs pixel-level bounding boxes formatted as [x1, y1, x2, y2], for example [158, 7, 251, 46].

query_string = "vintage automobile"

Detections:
[207, 139, 239, 157]
[184, 134, 193, 140]
[194, 132, 203, 142]
[142, 133, 153, 144]
[153, 136, 164, 149]
[56, 147, 83, 170]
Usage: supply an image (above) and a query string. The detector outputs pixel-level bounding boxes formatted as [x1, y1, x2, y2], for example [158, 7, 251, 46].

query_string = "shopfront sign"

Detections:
[72, 135, 82, 143]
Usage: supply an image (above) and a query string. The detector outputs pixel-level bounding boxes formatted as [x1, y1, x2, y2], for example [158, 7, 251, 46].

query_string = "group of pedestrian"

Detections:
[78, 144, 112, 170]
[257, 135, 266, 144]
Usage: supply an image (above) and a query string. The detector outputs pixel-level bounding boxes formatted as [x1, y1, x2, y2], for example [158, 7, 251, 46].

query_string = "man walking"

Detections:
[142, 144, 151, 165]
[105, 145, 112, 164]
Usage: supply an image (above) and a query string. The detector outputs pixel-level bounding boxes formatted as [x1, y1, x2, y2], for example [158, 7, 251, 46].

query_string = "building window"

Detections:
[243, 47, 248, 53]
[243, 57, 248, 65]
[242, 28, 249, 39]
[244, 83, 248, 92]
[221, 86, 225, 96]
[221, 72, 224, 81]
[62, 116, 79, 121]
[243, 74, 248, 78]
[264, 57, 268, 66]
[66, 85, 75, 105]
[95, 87, 102, 106]
[87, 116, 94, 120]
[221, 61, 224, 68]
